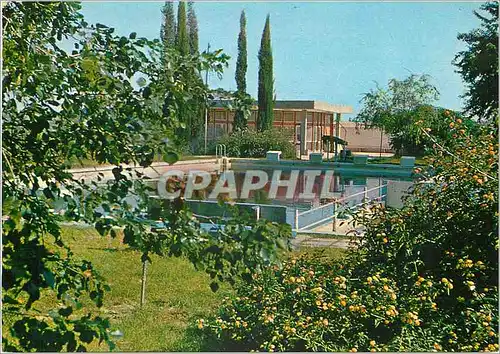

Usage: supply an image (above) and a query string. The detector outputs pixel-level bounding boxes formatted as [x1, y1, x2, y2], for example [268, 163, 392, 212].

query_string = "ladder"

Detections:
[215, 144, 228, 173]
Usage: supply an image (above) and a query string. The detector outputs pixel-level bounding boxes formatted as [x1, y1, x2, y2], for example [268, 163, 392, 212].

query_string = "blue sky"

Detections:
[81, 1, 482, 118]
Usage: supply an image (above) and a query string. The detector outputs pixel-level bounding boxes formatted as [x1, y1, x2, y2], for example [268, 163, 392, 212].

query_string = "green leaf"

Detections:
[43, 270, 55, 288]
[136, 77, 147, 87]
[209, 281, 219, 292]
[58, 306, 73, 317]
[79, 330, 94, 343]
[162, 151, 179, 165]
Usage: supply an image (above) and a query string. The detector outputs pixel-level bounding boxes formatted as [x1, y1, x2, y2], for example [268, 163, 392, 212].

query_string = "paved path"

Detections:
[292, 234, 360, 249]
[69, 159, 221, 182]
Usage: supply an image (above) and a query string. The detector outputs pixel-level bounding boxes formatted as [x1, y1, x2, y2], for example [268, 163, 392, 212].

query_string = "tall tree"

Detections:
[257, 15, 274, 132]
[160, 1, 176, 51]
[234, 10, 249, 131]
[235, 10, 247, 94]
[187, 1, 199, 55]
[454, 1, 498, 123]
[354, 74, 445, 155]
[176, 0, 189, 56]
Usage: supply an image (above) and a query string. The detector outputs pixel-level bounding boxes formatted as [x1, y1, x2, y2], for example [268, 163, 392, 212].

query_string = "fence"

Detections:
[294, 184, 387, 231]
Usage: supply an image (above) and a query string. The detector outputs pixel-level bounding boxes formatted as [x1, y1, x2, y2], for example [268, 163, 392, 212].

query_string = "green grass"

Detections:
[291, 246, 346, 260]
[55, 227, 231, 351]
[368, 156, 428, 166]
[5, 226, 346, 351]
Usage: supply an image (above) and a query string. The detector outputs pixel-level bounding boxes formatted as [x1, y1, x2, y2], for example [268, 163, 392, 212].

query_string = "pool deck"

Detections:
[292, 234, 361, 249]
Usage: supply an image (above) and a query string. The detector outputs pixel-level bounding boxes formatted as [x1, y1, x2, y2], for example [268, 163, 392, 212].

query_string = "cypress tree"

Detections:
[176, 1, 189, 56]
[235, 10, 247, 93]
[160, 1, 176, 50]
[187, 1, 199, 55]
[234, 10, 248, 131]
[257, 15, 274, 132]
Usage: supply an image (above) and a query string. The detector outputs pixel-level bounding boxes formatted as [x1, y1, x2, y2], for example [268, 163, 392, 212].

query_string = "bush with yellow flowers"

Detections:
[199, 112, 498, 352]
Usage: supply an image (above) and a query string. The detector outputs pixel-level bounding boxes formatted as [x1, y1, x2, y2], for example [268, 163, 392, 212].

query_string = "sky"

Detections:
[81, 1, 483, 118]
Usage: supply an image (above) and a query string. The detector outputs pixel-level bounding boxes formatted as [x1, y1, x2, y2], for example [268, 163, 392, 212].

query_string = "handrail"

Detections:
[296, 192, 387, 231]
[298, 184, 387, 216]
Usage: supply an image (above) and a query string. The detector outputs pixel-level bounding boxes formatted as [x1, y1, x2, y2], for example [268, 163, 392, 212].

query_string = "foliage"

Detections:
[2, 2, 274, 351]
[187, 1, 199, 55]
[355, 74, 447, 155]
[235, 10, 247, 94]
[160, 1, 176, 51]
[169, 1, 213, 151]
[234, 10, 249, 131]
[176, 1, 189, 56]
[389, 105, 475, 156]
[454, 1, 498, 124]
[215, 128, 296, 159]
[231, 91, 253, 132]
[2, 2, 170, 350]
[202, 113, 498, 351]
[257, 15, 274, 132]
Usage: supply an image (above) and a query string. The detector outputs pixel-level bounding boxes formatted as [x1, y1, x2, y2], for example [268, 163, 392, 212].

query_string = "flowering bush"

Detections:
[200, 112, 498, 351]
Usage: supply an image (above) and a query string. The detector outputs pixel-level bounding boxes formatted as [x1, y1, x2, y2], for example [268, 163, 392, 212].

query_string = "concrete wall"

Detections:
[337, 122, 392, 153]
[186, 200, 288, 224]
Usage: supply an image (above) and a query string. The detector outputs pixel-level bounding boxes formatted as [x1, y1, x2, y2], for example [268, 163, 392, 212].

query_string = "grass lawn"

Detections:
[7, 226, 345, 352]
[61, 226, 232, 351]
[368, 156, 428, 166]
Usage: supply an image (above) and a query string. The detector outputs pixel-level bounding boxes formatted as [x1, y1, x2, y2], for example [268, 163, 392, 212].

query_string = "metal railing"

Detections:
[294, 184, 387, 232]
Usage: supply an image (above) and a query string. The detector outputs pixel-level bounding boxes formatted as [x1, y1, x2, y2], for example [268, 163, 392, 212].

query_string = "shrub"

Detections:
[200, 112, 498, 351]
[214, 128, 296, 159]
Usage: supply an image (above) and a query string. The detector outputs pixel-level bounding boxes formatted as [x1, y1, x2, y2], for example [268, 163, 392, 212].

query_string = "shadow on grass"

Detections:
[176, 325, 250, 352]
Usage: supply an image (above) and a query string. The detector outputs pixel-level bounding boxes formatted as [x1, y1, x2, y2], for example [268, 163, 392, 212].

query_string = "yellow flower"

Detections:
[322, 319, 329, 326]
[383, 237, 388, 244]
[433, 343, 442, 351]
[466, 280, 476, 291]
[340, 300, 347, 307]
[197, 319, 204, 329]
[370, 340, 376, 347]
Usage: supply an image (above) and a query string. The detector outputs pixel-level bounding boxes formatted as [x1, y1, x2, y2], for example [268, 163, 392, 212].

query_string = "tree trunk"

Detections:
[140, 260, 148, 306]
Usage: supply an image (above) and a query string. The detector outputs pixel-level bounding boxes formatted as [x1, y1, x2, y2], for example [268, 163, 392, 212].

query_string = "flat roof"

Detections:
[273, 100, 353, 114]
[209, 99, 353, 114]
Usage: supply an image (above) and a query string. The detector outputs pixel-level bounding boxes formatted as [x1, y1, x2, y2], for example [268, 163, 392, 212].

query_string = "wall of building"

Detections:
[337, 122, 392, 153]
[207, 107, 393, 153]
